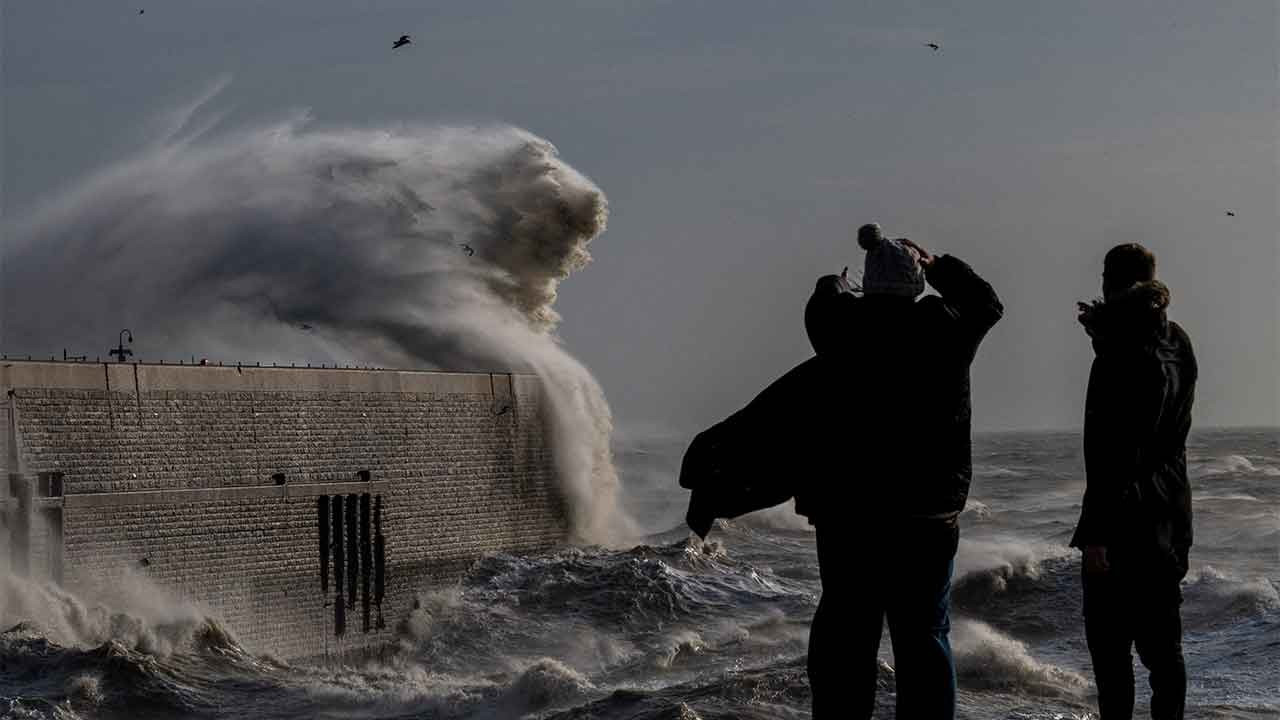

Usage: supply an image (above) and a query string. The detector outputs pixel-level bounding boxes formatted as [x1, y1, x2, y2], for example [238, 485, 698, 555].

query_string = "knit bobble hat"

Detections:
[857, 223, 925, 298]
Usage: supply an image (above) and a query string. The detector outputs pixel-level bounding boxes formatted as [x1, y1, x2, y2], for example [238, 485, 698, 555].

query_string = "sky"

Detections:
[2, 0, 1277, 433]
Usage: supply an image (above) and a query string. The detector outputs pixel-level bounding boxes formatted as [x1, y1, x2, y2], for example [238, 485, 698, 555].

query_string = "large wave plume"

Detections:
[1, 110, 633, 545]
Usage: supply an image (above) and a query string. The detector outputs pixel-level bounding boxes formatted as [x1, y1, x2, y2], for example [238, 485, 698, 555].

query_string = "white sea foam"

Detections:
[3, 93, 634, 545]
[1193, 454, 1280, 478]
[954, 537, 1071, 586]
[0, 571, 230, 657]
[951, 619, 1087, 697]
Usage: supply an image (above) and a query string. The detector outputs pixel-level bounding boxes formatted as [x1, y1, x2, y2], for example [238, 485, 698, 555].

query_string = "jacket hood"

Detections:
[1079, 280, 1171, 349]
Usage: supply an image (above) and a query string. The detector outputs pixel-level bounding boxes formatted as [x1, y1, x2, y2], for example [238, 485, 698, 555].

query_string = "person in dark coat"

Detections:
[800, 223, 1003, 719]
[679, 270, 857, 539]
[1070, 243, 1197, 720]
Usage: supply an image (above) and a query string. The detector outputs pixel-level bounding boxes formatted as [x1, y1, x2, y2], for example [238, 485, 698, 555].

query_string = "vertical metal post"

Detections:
[318, 496, 329, 595]
[360, 493, 371, 633]
[332, 495, 345, 637]
[345, 494, 358, 609]
[373, 495, 385, 630]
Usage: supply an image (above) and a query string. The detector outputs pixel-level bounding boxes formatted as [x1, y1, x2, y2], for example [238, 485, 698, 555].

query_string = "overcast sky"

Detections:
[3, 0, 1277, 432]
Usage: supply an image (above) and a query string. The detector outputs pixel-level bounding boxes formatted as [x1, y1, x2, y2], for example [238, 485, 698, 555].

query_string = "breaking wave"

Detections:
[952, 620, 1087, 698]
[2, 94, 632, 544]
[1181, 566, 1280, 629]
[0, 572, 236, 658]
[1192, 454, 1280, 478]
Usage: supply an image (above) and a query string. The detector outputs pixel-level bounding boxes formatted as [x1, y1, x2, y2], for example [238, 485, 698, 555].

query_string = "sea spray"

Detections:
[2, 107, 634, 545]
[0, 571, 229, 657]
[951, 619, 1087, 698]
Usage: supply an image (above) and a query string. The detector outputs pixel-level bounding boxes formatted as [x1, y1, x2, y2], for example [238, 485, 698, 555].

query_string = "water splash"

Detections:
[2, 98, 634, 544]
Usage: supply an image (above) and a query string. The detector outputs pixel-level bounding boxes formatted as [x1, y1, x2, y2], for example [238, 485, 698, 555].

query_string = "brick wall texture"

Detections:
[1, 361, 568, 659]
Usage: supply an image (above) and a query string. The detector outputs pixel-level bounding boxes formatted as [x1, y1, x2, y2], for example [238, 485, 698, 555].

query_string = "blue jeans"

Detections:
[809, 519, 959, 719]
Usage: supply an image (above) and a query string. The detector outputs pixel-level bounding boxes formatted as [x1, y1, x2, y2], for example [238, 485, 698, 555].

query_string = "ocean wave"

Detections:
[1182, 567, 1280, 629]
[539, 655, 822, 720]
[500, 658, 596, 712]
[961, 499, 993, 523]
[954, 539, 1072, 593]
[463, 541, 806, 628]
[952, 620, 1087, 698]
[952, 549, 1080, 639]
[0, 572, 241, 660]
[1192, 454, 1280, 478]
[973, 465, 1030, 479]
[384, 540, 816, 694]
[1194, 493, 1263, 502]
[5, 100, 631, 546]
[0, 625, 228, 718]
[736, 505, 814, 533]
[653, 630, 708, 669]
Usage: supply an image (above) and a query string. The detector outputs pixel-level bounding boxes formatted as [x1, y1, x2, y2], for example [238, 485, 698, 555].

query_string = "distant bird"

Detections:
[298, 323, 314, 331]
[926, 42, 941, 51]
[460, 243, 475, 257]
[1225, 210, 1236, 217]
[393, 34, 411, 49]
[138, 8, 145, 14]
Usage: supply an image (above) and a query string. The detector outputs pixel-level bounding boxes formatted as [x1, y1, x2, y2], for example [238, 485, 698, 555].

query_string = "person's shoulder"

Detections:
[1166, 320, 1195, 354]
[914, 294, 954, 322]
[1166, 319, 1197, 365]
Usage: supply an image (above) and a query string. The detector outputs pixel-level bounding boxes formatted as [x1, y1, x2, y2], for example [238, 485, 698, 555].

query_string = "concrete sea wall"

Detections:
[0, 360, 567, 659]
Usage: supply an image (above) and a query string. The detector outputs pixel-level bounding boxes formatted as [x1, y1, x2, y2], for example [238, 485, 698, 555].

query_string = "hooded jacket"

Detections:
[1069, 281, 1197, 578]
[679, 254, 1001, 537]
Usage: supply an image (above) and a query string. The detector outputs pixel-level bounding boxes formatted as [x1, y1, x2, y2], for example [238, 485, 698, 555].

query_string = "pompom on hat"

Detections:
[857, 223, 925, 298]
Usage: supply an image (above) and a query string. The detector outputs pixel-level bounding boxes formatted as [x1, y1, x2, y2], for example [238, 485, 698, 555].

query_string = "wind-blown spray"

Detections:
[2, 110, 634, 545]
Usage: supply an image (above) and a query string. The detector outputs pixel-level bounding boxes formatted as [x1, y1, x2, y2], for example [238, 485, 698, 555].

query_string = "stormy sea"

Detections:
[1, 428, 1276, 720]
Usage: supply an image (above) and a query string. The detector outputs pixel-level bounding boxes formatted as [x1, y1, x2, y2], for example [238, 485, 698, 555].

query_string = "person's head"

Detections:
[1102, 243, 1156, 300]
[858, 223, 925, 299]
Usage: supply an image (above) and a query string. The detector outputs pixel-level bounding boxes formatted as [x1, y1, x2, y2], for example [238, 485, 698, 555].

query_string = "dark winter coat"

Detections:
[795, 254, 1003, 523]
[679, 255, 1002, 537]
[1069, 281, 1197, 579]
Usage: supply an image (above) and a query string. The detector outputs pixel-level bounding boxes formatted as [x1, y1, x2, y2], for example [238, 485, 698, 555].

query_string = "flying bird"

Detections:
[138, 8, 145, 14]
[1225, 210, 1236, 217]
[926, 43, 940, 51]
[460, 243, 475, 257]
[393, 35, 411, 49]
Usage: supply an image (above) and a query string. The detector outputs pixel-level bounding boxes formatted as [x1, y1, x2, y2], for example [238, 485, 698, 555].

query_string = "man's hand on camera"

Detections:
[899, 238, 935, 268]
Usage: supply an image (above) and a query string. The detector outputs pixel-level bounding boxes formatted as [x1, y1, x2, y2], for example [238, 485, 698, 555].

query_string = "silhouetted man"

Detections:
[1071, 243, 1197, 720]
[800, 223, 1003, 719]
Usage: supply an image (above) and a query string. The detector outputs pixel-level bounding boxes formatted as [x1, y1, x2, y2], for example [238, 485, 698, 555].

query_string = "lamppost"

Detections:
[109, 329, 133, 363]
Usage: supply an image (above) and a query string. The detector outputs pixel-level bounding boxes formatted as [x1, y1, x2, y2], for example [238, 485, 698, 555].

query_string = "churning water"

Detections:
[2, 429, 1277, 719]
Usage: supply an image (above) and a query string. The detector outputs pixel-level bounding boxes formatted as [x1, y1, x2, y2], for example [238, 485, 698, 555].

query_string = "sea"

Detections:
[2, 429, 1277, 719]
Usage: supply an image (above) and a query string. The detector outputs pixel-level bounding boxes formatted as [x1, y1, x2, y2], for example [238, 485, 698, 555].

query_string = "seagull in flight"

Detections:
[460, 244, 475, 257]
[926, 42, 941, 51]
[393, 35, 411, 49]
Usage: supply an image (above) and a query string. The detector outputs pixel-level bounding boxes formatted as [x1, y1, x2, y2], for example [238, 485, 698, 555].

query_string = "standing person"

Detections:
[800, 223, 1003, 719]
[1071, 244, 1197, 720]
